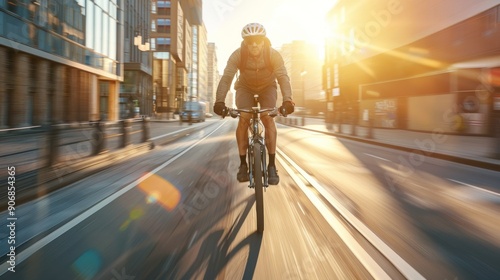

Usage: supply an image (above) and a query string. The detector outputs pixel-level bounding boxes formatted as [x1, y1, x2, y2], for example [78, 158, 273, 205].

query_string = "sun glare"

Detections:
[271, 0, 333, 60]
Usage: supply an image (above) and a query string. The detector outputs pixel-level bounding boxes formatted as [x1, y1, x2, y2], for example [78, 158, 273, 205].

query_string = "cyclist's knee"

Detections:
[237, 115, 250, 128]
[261, 115, 275, 125]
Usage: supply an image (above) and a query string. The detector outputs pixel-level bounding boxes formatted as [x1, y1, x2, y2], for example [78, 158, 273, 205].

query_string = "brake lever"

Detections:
[230, 109, 239, 119]
[221, 108, 229, 119]
[268, 108, 279, 117]
[279, 107, 288, 117]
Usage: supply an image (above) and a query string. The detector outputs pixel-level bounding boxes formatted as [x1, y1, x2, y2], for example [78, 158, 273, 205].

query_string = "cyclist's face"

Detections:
[245, 36, 265, 56]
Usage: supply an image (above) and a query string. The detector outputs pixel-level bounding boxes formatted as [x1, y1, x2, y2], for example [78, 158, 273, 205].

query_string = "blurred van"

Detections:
[180, 101, 206, 122]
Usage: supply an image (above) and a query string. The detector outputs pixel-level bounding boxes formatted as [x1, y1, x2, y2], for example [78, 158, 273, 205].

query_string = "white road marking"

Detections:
[448, 178, 500, 197]
[0, 121, 229, 276]
[188, 231, 198, 249]
[365, 153, 391, 162]
[149, 126, 196, 140]
[278, 148, 425, 280]
[297, 202, 305, 215]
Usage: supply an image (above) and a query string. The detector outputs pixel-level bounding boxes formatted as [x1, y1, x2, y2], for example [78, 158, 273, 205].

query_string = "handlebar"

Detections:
[223, 107, 281, 119]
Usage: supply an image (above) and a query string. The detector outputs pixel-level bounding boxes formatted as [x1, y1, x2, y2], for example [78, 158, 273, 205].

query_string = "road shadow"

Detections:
[180, 195, 263, 280]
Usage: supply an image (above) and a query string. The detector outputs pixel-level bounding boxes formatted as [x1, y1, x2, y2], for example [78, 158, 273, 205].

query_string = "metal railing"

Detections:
[0, 117, 153, 207]
[0, 117, 151, 171]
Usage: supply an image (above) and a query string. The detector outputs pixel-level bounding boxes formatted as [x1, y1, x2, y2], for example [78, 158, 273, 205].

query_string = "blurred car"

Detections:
[180, 101, 206, 122]
[205, 112, 213, 118]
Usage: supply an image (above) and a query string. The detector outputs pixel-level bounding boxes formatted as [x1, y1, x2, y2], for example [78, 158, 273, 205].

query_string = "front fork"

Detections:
[247, 137, 268, 189]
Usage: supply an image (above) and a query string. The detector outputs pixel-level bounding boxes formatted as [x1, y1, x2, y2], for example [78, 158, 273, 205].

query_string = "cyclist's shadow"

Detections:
[180, 195, 262, 280]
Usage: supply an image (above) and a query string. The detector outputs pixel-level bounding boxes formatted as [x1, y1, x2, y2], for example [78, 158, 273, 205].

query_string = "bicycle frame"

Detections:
[229, 106, 277, 188]
[227, 95, 278, 233]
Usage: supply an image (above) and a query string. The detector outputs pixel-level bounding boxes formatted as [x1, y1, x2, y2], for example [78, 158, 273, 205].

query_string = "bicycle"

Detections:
[224, 95, 281, 233]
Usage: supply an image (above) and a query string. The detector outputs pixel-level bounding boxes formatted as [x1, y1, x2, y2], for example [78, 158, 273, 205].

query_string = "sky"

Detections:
[203, 0, 337, 73]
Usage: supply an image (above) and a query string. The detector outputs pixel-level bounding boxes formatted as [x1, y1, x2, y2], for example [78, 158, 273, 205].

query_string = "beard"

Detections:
[249, 46, 262, 57]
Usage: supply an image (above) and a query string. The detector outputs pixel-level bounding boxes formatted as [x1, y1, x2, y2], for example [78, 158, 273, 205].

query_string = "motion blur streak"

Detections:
[138, 173, 181, 211]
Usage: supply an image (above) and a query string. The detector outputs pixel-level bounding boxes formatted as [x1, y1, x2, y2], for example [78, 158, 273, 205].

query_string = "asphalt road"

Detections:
[0, 119, 499, 279]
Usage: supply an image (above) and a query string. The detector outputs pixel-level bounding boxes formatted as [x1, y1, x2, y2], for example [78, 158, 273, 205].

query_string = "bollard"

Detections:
[142, 117, 150, 143]
[301, 116, 305, 126]
[121, 119, 132, 148]
[91, 120, 105, 155]
[494, 116, 500, 159]
[339, 115, 343, 134]
[45, 123, 59, 167]
[367, 118, 373, 139]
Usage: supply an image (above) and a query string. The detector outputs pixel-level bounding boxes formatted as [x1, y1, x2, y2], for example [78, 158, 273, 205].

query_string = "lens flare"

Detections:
[72, 249, 102, 279]
[138, 173, 181, 211]
[120, 207, 145, 231]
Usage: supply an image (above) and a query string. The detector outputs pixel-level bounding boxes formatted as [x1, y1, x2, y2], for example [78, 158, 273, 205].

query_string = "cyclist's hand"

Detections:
[213, 102, 228, 116]
[279, 101, 295, 117]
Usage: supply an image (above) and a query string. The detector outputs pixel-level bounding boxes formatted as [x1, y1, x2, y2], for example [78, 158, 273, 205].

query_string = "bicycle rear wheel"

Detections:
[253, 142, 264, 233]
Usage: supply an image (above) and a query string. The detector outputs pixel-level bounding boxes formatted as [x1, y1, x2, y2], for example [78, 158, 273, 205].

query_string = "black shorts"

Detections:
[235, 85, 277, 109]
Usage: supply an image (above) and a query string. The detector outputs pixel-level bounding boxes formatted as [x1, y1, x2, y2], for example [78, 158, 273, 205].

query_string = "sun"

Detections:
[269, 0, 335, 60]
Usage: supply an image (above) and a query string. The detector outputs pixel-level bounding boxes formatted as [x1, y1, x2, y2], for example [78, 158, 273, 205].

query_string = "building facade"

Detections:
[0, 0, 124, 128]
[280, 41, 323, 113]
[324, 0, 500, 135]
[121, 0, 153, 119]
[195, 24, 208, 104]
[150, 0, 202, 118]
[187, 23, 207, 103]
[207, 42, 220, 113]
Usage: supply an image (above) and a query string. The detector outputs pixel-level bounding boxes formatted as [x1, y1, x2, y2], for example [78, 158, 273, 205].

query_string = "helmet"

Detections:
[241, 23, 266, 38]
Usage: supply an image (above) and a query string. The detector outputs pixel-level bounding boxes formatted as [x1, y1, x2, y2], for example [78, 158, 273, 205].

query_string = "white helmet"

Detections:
[241, 23, 266, 38]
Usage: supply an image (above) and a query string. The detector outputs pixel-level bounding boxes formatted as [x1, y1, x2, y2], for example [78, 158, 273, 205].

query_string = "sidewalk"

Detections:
[277, 117, 500, 172]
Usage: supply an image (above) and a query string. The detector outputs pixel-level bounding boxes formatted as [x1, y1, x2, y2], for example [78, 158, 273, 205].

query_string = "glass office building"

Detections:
[0, 0, 124, 128]
[121, 0, 153, 119]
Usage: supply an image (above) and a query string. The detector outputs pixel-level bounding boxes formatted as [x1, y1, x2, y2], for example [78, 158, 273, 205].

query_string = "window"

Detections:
[156, 37, 170, 50]
[157, 19, 171, 33]
[151, 20, 156, 32]
[157, 1, 170, 16]
[157, 1, 171, 8]
[158, 19, 171, 25]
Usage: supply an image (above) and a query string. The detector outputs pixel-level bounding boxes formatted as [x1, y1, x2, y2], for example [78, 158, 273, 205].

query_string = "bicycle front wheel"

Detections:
[253, 142, 264, 233]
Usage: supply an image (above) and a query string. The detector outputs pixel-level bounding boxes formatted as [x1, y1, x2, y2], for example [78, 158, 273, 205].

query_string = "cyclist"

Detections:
[213, 22, 295, 185]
